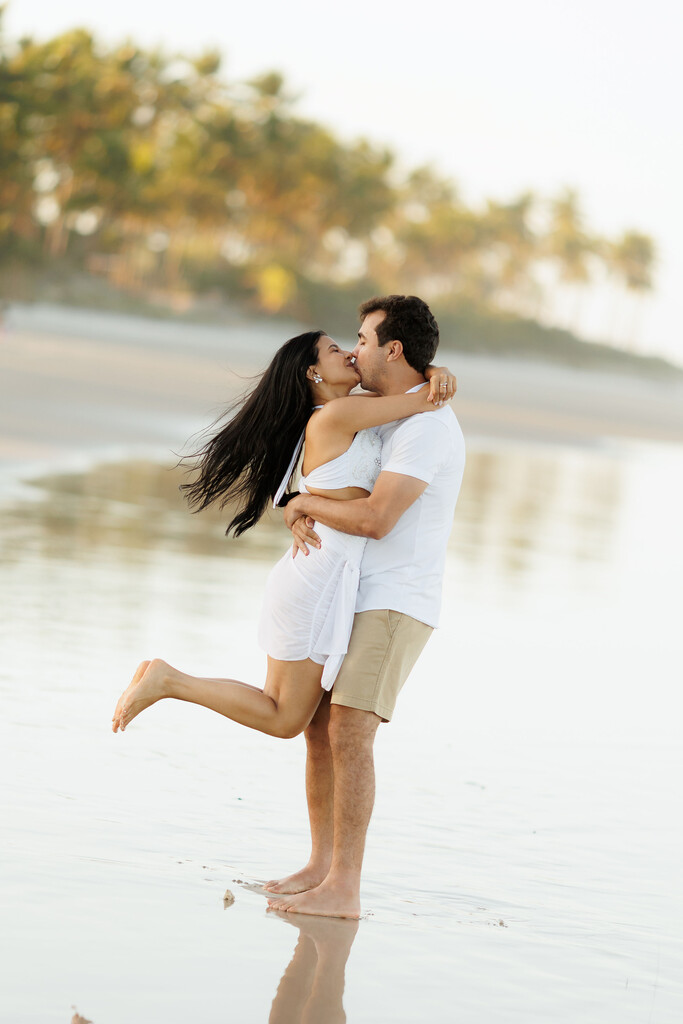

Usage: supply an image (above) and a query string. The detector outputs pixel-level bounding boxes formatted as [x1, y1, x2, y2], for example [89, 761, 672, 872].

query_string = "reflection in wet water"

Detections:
[0, 459, 287, 564]
[267, 911, 358, 1024]
[228, 881, 358, 1021]
[0, 447, 624, 588]
[2, 440, 682, 1023]
[453, 446, 622, 580]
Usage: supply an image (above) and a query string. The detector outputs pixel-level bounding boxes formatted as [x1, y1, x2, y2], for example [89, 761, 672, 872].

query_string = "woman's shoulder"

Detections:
[307, 395, 366, 433]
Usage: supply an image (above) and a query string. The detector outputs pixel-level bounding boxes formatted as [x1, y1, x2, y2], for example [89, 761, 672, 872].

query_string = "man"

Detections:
[266, 295, 465, 919]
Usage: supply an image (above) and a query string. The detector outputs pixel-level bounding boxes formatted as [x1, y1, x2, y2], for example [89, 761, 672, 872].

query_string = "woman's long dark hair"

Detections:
[181, 330, 325, 536]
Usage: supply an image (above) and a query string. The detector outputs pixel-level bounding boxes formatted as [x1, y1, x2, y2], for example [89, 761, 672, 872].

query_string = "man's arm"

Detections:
[284, 471, 427, 554]
[286, 414, 450, 555]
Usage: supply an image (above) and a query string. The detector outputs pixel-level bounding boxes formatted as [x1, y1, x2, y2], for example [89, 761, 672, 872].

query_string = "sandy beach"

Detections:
[1, 304, 682, 1023]
[3, 303, 683, 481]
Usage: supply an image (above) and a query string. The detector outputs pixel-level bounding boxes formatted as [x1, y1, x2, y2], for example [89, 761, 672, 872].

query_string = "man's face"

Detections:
[352, 310, 388, 392]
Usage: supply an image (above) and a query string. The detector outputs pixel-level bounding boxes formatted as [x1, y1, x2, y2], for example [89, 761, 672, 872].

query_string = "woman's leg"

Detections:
[112, 656, 325, 739]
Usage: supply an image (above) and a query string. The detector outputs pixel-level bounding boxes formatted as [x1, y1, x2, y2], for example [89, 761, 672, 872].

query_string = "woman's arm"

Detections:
[316, 385, 452, 437]
[424, 365, 457, 404]
[354, 366, 456, 404]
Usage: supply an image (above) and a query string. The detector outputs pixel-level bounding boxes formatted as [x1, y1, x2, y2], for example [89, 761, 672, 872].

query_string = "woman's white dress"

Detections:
[258, 428, 382, 689]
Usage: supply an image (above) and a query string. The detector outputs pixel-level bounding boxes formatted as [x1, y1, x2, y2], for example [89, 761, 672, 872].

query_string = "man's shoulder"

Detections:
[386, 406, 461, 444]
[378, 407, 464, 482]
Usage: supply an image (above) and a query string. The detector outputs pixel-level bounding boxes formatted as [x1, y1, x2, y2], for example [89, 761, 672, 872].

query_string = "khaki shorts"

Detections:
[331, 609, 433, 722]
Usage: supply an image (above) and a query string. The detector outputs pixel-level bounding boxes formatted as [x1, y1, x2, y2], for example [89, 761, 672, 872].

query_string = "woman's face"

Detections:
[312, 336, 360, 389]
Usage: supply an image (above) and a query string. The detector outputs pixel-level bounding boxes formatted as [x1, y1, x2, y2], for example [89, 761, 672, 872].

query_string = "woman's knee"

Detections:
[270, 718, 306, 740]
[271, 703, 320, 739]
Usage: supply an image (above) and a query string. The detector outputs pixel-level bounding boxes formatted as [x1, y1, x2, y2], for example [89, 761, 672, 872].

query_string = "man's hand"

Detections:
[284, 495, 321, 557]
[284, 494, 307, 529]
[291, 515, 321, 558]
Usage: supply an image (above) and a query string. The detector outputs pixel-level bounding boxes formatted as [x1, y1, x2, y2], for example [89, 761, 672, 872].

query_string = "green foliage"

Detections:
[0, 10, 658, 359]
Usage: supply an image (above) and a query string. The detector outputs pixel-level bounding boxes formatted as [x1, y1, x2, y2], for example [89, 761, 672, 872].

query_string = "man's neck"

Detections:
[376, 368, 426, 397]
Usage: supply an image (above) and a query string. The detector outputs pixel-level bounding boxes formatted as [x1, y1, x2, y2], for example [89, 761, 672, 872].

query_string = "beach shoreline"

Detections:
[2, 304, 683, 493]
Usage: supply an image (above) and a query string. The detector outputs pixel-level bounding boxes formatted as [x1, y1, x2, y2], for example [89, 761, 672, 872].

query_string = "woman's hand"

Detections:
[425, 365, 457, 405]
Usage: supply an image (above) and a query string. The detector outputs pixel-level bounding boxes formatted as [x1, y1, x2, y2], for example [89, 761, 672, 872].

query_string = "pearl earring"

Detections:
[312, 373, 323, 383]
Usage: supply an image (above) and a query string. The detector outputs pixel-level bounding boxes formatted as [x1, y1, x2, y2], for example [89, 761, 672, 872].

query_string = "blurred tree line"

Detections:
[0, 13, 658, 362]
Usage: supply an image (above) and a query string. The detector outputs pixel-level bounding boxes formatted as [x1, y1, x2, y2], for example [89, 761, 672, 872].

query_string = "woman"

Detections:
[111, 330, 454, 739]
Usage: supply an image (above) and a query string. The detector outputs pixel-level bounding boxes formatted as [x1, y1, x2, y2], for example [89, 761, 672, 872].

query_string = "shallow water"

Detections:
[1, 439, 682, 1023]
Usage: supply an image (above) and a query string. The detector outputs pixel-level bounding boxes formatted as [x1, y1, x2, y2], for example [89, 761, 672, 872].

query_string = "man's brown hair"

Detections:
[358, 294, 439, 374]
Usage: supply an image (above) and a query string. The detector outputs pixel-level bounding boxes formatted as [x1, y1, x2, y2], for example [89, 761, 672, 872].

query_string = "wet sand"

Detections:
[1, 306, 682, 1022]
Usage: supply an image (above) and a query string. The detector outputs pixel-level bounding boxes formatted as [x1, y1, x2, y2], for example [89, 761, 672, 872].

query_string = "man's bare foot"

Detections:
[111, 659, 171, 733]
[263, 865, 330, 895]
[267, 879, 360, 919]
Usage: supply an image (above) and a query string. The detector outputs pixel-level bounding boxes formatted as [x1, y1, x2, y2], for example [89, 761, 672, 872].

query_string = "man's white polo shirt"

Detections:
[356, 387, 465, 627]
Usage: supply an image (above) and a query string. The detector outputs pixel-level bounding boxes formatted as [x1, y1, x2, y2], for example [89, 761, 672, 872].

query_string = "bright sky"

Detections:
[6, 0, 683, 362]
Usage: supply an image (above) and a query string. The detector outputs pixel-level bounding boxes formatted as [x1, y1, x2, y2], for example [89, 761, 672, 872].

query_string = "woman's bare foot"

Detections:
[267, 879, 360, 919]
[112, 659, 171, 733]
[263, 864, 330, 895]
[112, 660, 150, 731]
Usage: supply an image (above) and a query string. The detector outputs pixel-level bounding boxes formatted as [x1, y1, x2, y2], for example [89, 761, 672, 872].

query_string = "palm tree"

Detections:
[480, 191, 538, 315]
[605, 231, 656, 350]
[0, 11, 49, 255]
[544, 188, 597, 332]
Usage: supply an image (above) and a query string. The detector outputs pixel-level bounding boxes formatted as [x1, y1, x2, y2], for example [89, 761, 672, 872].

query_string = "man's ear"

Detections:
[385, 340, 403, 363]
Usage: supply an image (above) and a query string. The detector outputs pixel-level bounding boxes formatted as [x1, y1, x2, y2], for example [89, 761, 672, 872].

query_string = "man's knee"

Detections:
[328, 704, 380, 756]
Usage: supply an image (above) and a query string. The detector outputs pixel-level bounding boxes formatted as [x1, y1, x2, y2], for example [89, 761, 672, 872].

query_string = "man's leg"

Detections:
[327, 705, 380, 894]
[267, 611, 430, 917]
[267, 704, 380, 918]
[265, 692, 335, 894]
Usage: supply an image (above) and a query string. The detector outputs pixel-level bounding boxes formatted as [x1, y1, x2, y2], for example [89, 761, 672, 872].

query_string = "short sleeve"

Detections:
[381, 415, 449, 485]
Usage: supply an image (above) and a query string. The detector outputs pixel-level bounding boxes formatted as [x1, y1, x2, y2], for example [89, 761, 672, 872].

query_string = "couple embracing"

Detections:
[112, 294, 466, 919]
